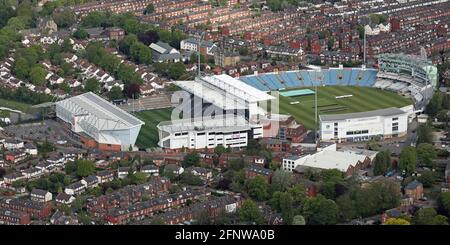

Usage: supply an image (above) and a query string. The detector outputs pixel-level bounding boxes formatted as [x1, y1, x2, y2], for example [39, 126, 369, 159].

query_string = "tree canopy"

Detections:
[239, 199, 264, 224]
[247, 176, 270, 201]
[399, 146, 417, 174]
[182, 151, 200, 168]
[76, 160, 95, 177]
[303, 195, 339, 225]
[373, 150, 391, 176]
[416, 143, 437, 167]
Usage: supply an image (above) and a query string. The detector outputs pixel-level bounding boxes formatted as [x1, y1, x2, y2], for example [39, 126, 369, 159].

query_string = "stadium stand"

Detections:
[240, 68, 378, 91]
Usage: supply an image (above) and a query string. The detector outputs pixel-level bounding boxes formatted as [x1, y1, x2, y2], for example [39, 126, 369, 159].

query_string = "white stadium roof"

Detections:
[58, 92, 144, 129]
[174, 74, 274, 110]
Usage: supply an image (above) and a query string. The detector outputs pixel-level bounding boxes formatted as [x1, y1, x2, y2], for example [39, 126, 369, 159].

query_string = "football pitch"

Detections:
[277, 86, 412, 129]
[134, 108, 172, 149]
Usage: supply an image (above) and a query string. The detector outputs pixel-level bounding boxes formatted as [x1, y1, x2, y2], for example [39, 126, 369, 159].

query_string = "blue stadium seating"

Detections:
[287, 72, 303, 87]
[239, 68, 378, 91]
[299, 71, 313, 86]
[342, 69, 352, 85]
[349, 69, 361, 86]
[266, 74, 285, 89]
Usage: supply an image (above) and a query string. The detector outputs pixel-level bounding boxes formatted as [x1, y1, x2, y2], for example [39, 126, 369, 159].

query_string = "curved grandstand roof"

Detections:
[174, 74, 275, 110]
[56, 92, 144, 129]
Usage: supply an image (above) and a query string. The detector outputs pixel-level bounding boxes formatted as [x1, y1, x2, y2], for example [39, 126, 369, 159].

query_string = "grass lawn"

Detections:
[0, 110, 10, 117]
[0, 98, 30, 112]
[134, 108, 172, 149]
[278, 86, 412, 129]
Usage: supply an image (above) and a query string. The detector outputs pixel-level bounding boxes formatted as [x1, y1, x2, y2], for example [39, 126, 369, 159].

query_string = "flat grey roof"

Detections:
[319, 107, 406, 121]
[158, 115, 250, 133]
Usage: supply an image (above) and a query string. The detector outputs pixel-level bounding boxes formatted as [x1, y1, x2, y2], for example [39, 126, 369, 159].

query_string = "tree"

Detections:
[247, 176, 269, 201]
[426, 92, 443, 117]
[182, 151, 200, 168]
[13, 57, 30, 80]
[267, 0, 284, 11]
[336, 194, 357, 221]
[58, 204, 72, 215]
[303, 195, 339, 225]
[239, 199, 264, 224]
[439, 192, 450, 215]
[214, 145, 226, 155]
[0, 5, 15, 29]
[399, 146, 417, 174]
[12, 180, 26, 189]
[414, 208, 437, 225]
[288, 184, 306, 207]
[117, 63, 143, 85]
[77, 212, 92, 225]
[145, 4, 155, 14]
[122, 84, 139, 100]
[119, 34, 138, 55]
[269, 191, 294, 224]
[29, 65, 47, 86]
[82, 11, 107, 27]
[76, 160, 95, 177]
[53, 10, 76, 28]
[270, 169, 292, 193]
[336, 182, 400, 221]
[137, 30, 159, 46]
[292, 215, 306, 225]
[229, 158, 245, 171]
[150, 218, 166, 225]
[61, 38, 73, 53]
[84, 78, 100, 93]
[7, 17, 26, 31]
[73, 28, 89, 40]
[279, 192, 294, 225]
[373, 150, 391, 175]
[65, 161, 77, 175]
[180, 172, 203, 186]
[327, 37, 336, 50]
[129, 172, 148, 185]
[384, 218, 410, 225]
[431, 215, 449, 225]
[238, 47, 249, 56]
[107, 86, 124, 101]
[417, 124, 433, 144]
[130, 42, 152, 64]
[320, 169, 344, 183]
[417, 170, 437, 188]
[436, 110, 449, 123]
[417, 143, 437, 167]
[190, 52, 205, 64]
[122, 17, 142, 34]
[319, 181, 337, 200]
[167, 62, 187, 80]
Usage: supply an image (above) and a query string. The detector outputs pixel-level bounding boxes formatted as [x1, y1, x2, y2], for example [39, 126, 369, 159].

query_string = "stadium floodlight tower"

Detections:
[197, 31, 205, 78]
[313, 68, 321, 145]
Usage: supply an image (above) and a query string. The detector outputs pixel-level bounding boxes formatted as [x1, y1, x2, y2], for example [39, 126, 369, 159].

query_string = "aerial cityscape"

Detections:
[0, 0, 449, 227]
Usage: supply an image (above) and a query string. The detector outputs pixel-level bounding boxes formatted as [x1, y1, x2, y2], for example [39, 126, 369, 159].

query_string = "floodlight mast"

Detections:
[198, 31, 205, 78]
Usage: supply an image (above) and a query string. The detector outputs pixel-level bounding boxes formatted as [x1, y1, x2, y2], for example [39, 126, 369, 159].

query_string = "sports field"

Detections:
[134, 108, 172, 149]
[278, 86, 412, 129]
[134, 87, 412, 148]
[0, 98, 30, 112]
